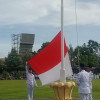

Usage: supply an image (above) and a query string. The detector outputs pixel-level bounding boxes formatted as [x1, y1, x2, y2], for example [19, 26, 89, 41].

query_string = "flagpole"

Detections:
[60, 0, 66, 82]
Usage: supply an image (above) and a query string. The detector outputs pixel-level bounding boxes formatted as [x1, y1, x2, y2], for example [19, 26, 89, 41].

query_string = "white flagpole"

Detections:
[60, 0, 66, 82]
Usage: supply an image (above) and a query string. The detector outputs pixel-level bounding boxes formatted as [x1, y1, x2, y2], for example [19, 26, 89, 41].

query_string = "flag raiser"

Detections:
[28, 31, 73, 85]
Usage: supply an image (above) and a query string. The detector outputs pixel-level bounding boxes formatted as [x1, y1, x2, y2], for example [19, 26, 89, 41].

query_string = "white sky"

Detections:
[0, 0, 100, 58]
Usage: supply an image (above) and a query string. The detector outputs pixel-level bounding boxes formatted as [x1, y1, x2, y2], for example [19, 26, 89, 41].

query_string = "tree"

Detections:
[0, 60, 6, 73]
[68, 44, 74, 66]
[37, 42, 49, 53]
[86, 40, 100, 66]
[87, 40, 100, 55]
[22, 52, 33, 66]
[5, 48, 23, 72]
[68, 40, 100, 67]
[73, 40, 100, 67]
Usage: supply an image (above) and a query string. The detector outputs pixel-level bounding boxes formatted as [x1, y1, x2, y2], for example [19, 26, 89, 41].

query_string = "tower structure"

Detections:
[11, 33, 35, 57]
[11, 34, 20, 53]
[19, 33, 35, 57]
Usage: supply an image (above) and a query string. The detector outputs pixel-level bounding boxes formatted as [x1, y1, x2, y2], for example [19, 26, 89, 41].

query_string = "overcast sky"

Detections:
[0, 0, 100, 58]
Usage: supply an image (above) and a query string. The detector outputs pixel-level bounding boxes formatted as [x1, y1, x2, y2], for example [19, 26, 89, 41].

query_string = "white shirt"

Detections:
[76, 70, 91, 94]
[26, 66, 37, 86]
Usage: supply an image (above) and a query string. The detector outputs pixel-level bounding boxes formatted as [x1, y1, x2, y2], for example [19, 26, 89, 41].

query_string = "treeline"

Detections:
[68, 40, 100, 67]
[0, 40, 100, 79]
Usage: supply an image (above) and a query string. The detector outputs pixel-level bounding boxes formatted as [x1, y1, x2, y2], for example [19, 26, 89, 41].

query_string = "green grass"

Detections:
[0, 79, 100, 99]
[92, 79, 100, 99]
[0, 80, 27, 99]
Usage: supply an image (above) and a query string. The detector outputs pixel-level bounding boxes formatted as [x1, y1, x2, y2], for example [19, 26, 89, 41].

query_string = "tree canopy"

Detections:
[68, 40, 100, 67]
[5, 48, 23, 72]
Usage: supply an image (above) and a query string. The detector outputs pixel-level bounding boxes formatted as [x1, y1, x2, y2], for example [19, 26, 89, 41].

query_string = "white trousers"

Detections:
[89, 93, 93, 100]
[27, 84, 33, 100]
[89, 88, 93, 100]
[79, 93, 90, 100]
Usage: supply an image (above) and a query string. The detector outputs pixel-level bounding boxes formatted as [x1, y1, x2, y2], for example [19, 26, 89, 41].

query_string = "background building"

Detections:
[12, 33, 35, 57]
[19, 33, 35, 57]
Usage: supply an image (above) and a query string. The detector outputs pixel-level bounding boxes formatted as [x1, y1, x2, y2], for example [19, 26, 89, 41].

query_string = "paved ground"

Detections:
[0, 99, 100, 100]
[0, 98, 99, 100]
[0, 98, 79, 100]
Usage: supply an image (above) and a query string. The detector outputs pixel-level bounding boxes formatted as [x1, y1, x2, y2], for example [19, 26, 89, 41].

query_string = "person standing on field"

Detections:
[76, 63, 90, 100]
[26, 62, 37, 100]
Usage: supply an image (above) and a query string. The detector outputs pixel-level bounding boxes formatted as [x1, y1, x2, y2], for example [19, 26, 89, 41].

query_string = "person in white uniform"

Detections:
[87, 65, 93, 100]
[76, 63, 90, 100]
[26, 63, 37, 100]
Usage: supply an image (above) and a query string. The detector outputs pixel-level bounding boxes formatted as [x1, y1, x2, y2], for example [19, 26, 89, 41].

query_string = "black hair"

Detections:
[87, 65, 92, 68]
[80, 63, 85, 70]
[29, 67, 32, 70]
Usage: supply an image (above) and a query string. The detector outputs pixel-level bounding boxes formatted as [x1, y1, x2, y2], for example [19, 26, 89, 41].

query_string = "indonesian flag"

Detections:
[28, 31, 73, 85]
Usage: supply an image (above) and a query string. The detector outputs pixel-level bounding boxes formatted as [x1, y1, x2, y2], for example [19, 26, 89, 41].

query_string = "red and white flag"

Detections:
[28, 31, 73, 85]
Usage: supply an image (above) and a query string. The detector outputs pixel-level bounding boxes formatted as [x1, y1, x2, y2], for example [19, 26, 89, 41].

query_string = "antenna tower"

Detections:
[11, 34, 20, 53]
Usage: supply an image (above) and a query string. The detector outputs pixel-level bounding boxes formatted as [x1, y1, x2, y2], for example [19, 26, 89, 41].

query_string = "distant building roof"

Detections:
[0, 58, 5, 62]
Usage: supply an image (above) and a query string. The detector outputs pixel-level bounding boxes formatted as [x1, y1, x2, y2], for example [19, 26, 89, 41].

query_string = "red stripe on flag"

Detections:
[28, 31, 67, 75]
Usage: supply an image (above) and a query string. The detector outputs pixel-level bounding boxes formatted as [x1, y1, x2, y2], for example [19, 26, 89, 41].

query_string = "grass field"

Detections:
[0, 79, 100, 99]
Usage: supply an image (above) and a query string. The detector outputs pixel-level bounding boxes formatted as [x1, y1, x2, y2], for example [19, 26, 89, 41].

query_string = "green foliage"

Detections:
[37, 42, 49, 53]
[68, 40, 100, 67]
[0, 59, 6, 73]
[68, 44, 74, 66]
[5, 48, 23, 72]
[2, 71, 9, 80]
[22, 52, 33, 65]
[16, 71, 23, 79]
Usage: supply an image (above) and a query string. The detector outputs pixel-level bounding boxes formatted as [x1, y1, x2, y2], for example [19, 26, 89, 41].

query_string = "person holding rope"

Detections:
[25, 62, 38, 100]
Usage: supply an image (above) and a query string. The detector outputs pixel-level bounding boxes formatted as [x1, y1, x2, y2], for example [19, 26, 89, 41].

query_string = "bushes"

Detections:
[1, 71, 25, 80]
[16, 71, 23, 79]
[2, 71, 9, 80]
